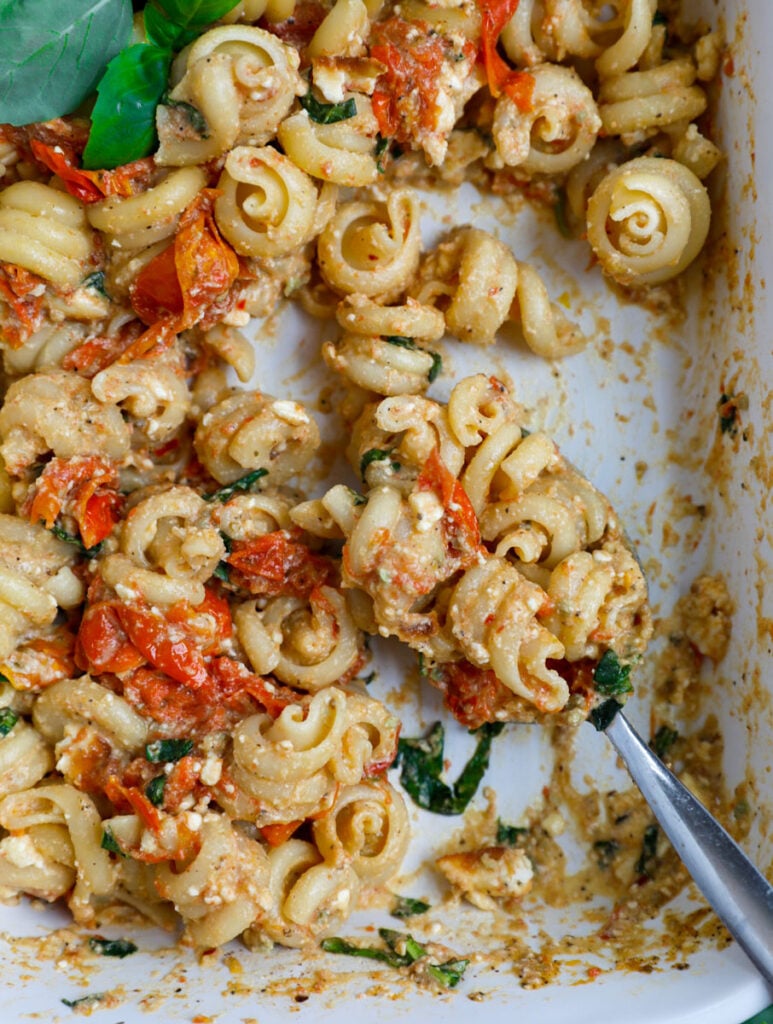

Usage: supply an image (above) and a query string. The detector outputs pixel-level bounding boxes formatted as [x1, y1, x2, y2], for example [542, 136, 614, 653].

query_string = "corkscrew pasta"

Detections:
[0, 0, 720, 959]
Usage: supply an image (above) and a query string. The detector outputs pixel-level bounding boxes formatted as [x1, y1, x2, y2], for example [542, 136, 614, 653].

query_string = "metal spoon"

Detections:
[602, 708, 773, 988]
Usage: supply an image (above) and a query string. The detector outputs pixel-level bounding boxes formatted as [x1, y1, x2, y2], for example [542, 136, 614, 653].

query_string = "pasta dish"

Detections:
[0, 0, 723, 980]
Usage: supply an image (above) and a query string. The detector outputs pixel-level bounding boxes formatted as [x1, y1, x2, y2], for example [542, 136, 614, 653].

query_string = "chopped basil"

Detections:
[204, 468, 267, 503]
[84, 270, 109, 297]
[384, 335, 416, 348]
[593, 650, 633, 696]
[213, 561, 230, 582]
[48, 523, 103, 558]
[145, 774, 167, 807]
[360, 448, 401, 479]
[0, 707, 18, 736]
[496, 818, 526, 846]
[101, 827, 127, 857]
[427, 351, 443, 383]
[162, 97, 209, 137]
[554, 190, 572, 238]
[322, 929, 469, 989]
[396, 721, 503, 815]
[391, 896, 430, 919]
[652, 724, 679, 759]
[635, 824, 659, 878]
[652, 9, 668, 25]
[300, 92, 357, 124]
[347, 487, 368, 506]
[88, 936, 138, 958]
[588, 698, 623, 732]
[61, 993, 107, 1010]
[593, 839, 620, 869]
[375, 134, 390, 172]
[145, 737, 193, 763]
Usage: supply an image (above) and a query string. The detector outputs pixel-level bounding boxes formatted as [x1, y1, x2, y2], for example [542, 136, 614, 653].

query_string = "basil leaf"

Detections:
[204, 468, 268, 503]
[62, 993, 106, 1010]
[145, 775, 167, 806]
[588, 698, 623, 731]
[213, 561, 230, 582]
[82, 44, 172, 170]
[554, 189, 572, 238]
[154, 0, 240, 28]
[496, 819, 526, 846]
[100, 827, 127, 857]
[384, 336, 416, 348]
[84, 271, 109, 298]
[396, 721, 503, 815]
[360, 448, 400, 479]
[145, 737, 193, 762]
[48, 523, 103, 558]
[144, 5, 199, 50]
[384, 336, 442, 383]
[320, 936, 409, 969]
[427, 351, 442, 383]
[375, 134, 390, 172]
[427, 958, 470, 988]
[593, 839, 620, 869]
[0, 0, 133, 126]
[635, 823, 659, 878]
[88, 936, 137, 958]
[391, 896, 430, 919]
[0, 708, 18, 736]
[593, 650, 633, 696]
[379, 927, 425, 962]
[162, 97, 209, 137]
[652, 724, 679, 759]
[300, 92, 357, 124]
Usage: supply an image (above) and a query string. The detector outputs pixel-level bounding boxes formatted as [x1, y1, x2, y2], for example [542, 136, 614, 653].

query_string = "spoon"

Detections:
[602, 707, 773, 988]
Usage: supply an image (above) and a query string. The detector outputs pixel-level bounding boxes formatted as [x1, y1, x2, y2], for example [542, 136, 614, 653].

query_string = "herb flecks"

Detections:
[391, 896, 430, 919]
[717, 391, 748, 436]
[636, 824, 660, 879]
[300, 92, 357, 124]
[145, 737, 193, 763]
[322, 929, 469, 989]
[593, 650, 633, 696]
[204, 468, 267, 503]
[360, 448, 401, 479]
[396, 721, 503, 815]
[88, 936, 138, 958]
[0, 707, 18, 736]
[496, 818, 526, 846]
[588, 698, 623, 732]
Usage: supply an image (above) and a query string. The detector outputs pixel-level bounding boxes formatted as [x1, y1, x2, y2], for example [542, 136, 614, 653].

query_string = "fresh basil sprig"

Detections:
[395, 721, 503, 815]
[0, 0, 133, 126]
[82, 43, 173, 169]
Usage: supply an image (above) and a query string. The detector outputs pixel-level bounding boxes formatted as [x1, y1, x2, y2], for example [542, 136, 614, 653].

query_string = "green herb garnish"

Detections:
[213, 561, 230, 582]
[322, 929, 469, 989]
[48, 523, 103, 557]
[427, 351, 443, 383]
[160, 97, 209, 137]
[360, 448, 401, 479]
[88, 936, 138, 958]
[0, 0, 133, 126]
[100, 827, 127, 857]
[145, 775, 167, 807]
[347, 487, 368, 506]
[652, 9, 668, 25]
[145, 737, 193, 762]
[300, 92, 357, 124]
[593, 839, 620, 869]
[0, 707, 18, 736]
[496, 818, 526, 846]
[62, 993, 107, 1010]
[593, 650, 633, 696]
[635, 823, 659, 878]
[553, 190, 572, 238]
[84, 271, 109, 297]
[396, 721, 503, 815]
[375, 134, 390, 172]
[391, 896, 430, 919]
[384, 335, 415, 347]
[717, 392, 747, 436]
[652, 724, 679, 759]
[588, 698, 623, 732]
[383, 336, 442, 383]
[204, 468, 267, 503]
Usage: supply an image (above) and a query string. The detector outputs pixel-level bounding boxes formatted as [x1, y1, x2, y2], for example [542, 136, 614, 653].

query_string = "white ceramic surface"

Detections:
[1, 2, 771, 1021]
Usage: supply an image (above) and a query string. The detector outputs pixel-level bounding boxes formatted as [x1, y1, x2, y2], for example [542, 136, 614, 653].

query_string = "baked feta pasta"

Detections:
[0, 0, 715, 955]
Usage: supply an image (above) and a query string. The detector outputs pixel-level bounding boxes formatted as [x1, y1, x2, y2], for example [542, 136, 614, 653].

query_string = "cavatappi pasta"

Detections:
[0, 0, 719, 957]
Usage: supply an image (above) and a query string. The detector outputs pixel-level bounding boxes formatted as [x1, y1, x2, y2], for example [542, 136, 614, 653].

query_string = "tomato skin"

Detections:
[226, 530, 337, 598]
[440, 660, 511, 729]
[260, 820, 303, 846]
[125, 189, 239, 362]
[416, 448, 482, 559]
[30, 140, 155, 203]
[162, 755, 201, 813]
[210, 656, 298, 718]
[0, 264, 45, 347]
[26, 455, 123, 550]
[116, 604, 210, 690]
[477, 0, 535, 111]
[76, 602, 145, 675]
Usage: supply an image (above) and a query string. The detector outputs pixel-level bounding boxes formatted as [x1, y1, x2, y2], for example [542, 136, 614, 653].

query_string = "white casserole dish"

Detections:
[0, 1, 770, 1021]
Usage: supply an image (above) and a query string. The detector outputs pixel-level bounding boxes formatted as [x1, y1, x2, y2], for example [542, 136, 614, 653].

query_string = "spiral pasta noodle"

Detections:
[278, 96, 380, 187]
[586, 156, 711, 286]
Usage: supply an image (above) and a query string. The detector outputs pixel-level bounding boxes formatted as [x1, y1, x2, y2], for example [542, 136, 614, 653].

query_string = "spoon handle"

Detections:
[604, 710, 773, 988]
